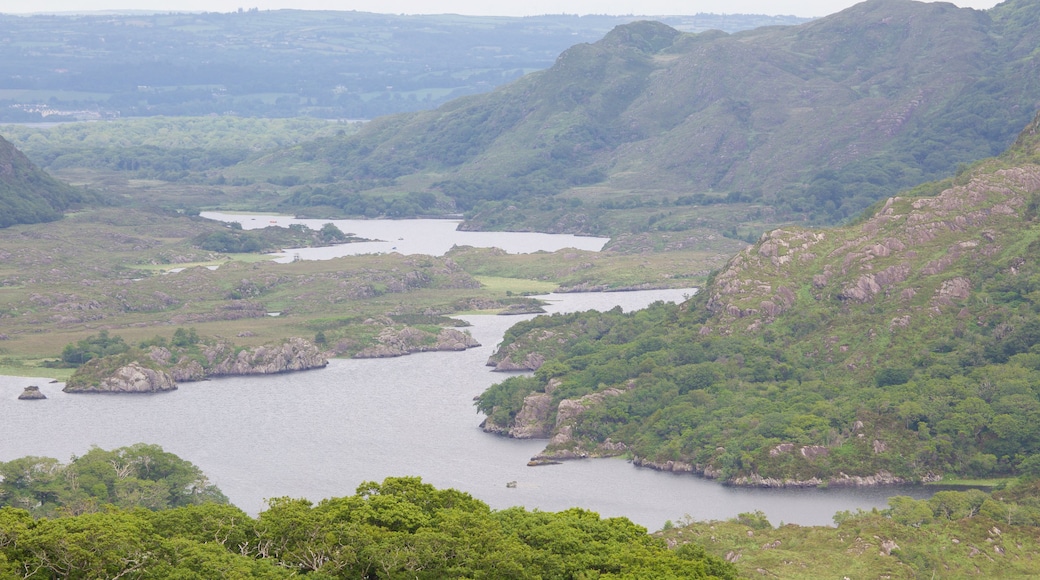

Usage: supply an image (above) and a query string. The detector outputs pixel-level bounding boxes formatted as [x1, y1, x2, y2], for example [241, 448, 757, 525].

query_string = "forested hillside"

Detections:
[278, 0, 1040, 227]
[0, 135, 99, 227]
[0, 448, 736, 579]
[476, 110, 1040, 484]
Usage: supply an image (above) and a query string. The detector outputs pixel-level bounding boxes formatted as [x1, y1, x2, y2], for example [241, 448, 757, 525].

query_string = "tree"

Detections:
[319, 222, 348, 243]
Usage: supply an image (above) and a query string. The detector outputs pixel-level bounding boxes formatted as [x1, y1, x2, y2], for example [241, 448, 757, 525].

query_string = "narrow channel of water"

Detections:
[199, 212, 609, 260]
[0, 289, 936, 529]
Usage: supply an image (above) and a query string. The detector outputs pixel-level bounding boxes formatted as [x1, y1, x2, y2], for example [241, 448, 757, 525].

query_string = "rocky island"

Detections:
[63, 336, 328, 393]
[17, 385, 47, 400]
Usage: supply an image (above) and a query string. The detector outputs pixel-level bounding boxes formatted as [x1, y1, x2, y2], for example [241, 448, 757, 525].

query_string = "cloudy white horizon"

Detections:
[0, 0, 1003, 19]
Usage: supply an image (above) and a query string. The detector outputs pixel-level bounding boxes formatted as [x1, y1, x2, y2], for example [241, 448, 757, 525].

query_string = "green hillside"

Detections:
[0, 135, 98, 227]
[276, 0, 1040, 228]
[475, 110, 1040, 484]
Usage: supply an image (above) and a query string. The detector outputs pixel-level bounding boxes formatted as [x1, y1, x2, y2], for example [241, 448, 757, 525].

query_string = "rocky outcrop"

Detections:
[486, 327, 568, 371]
[148, 346, 207, 381]
[67, 338, 327, 394]
[17, 386, 46, 400]
[508, 392, 553, 439]
[490, 352, 545, 372]
[64, 362, 176, 393]
[481, 379, 561, 439]
[354, 327, 479, 358]
[701, 162, 1040, 339]
[479, 415, 510, 436]
[207, 337, 328, 376]
[498, 303, 546, 315]
[632, 457, 697, 473]
[729, 470, 910, 488]
[531, 386, 630, 461]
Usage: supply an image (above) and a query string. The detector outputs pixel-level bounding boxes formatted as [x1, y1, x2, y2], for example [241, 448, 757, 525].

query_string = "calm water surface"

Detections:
[2, 221, 935, 528]
[200, 212, 609, 260]
[0, 289, 934, 529]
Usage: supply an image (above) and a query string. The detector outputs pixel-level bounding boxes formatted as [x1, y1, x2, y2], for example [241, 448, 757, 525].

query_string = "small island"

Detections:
[60, 330, 329, 394]
[17, 386, 46, 400]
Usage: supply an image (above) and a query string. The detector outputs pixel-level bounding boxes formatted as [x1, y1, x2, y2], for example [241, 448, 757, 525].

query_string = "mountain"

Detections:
[0, 10, 805, 122]
[282, 0, 1040, 226]
[474, 109, 1040, 484]
[0, 135, 97, 227]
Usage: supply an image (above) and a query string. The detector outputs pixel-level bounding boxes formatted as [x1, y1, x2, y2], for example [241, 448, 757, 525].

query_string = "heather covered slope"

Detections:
[282, 0, 1040, 226]
[475, 111, 1040, 483]
[0, 135, 98, 227]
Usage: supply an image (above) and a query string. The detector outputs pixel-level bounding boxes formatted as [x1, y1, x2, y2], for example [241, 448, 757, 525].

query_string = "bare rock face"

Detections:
[491, 352, 546, 372]
[486, 327, 566, 371]
[701, 163, 1040, 340]
[435, 328, 481, 351]
[169, 359, 207, 382]
[509, 392, 553, 439]
[631, 457, 696, 473]
[479, 415, 510, 436]
[65, 362, 176, 393]
[208, 337, 328, 376]
[534, 386, 630, 460]
[148, 346, 207, 381]
[18, 386, 46, 400]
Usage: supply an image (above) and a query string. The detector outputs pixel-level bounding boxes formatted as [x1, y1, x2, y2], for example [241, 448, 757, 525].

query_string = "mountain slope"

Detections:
[0, 135, 95, 228]
[283, 0, 1040, 226]
[475, 110, 1040, 483]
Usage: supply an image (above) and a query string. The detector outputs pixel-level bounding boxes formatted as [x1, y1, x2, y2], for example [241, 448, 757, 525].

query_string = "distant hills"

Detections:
[0, 135, 97, 227]
[280, 0, 1040, 225]
[0, 10, 805, 122]
[476, 109, 1040, 482]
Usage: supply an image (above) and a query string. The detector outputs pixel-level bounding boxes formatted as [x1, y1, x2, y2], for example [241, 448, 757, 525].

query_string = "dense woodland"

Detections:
[4, 446, 1040, 578]
[477, 111, 1040, 483]
[0, 446, 736, 579]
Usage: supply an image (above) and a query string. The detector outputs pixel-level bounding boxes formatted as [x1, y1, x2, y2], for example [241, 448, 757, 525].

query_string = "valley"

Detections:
[4, 1, 1040, 577]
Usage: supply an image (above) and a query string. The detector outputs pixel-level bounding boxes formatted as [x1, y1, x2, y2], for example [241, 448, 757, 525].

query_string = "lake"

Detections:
[199, 212, 609, 260]
[0, 219, 937, 529]
[0, 288, 936, 529]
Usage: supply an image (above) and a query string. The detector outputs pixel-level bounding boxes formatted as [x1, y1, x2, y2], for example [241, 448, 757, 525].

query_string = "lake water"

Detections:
[0, 288, 936, 529]
[200, 212, 609, 261]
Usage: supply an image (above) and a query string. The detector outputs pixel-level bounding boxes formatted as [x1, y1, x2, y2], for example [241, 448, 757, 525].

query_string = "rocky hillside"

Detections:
[0, 134, 98, 227]
[280, 0, 1040, 226]
[476, 110, 1040, 484]
[63, 337, 328, 393]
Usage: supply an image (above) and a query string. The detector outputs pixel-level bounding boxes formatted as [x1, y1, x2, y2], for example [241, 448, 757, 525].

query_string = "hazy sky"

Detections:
[0, 1, 1004, 18]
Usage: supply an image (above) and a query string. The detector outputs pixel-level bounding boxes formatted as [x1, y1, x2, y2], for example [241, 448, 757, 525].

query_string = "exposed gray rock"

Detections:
[632, 457, 696, 473]
[800, 445, 829, 460]
[533, 386, 630, 459]
[207, 337, 328, 376]
[65, 362, 176, 393]
[17, 386, 46, 400]
[769, 443, 795, 457]
[479, 415, 510, 436]
[492, 352, 545, 372]
[169, 358, 206, 382]
[509, 392, 553, 439]
[730, 473, 825, 488]
[355, 327, 479, 358]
